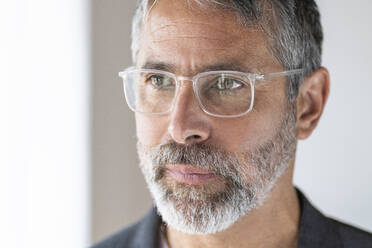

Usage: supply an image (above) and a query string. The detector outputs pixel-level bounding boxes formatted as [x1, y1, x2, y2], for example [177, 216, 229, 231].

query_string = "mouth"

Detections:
[165, 164, 220, 185]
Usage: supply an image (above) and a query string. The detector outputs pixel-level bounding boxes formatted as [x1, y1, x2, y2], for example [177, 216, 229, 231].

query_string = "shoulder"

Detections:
[296, 188, 372, 248]
[91, 221, 141, 248]
[91, 207, 162, 248]
[329, 218, 372, 248]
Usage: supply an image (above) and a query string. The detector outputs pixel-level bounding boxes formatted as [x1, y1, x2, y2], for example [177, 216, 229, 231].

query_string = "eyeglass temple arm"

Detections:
[257, 69, 304, 80]
[118, 66, 136, 78]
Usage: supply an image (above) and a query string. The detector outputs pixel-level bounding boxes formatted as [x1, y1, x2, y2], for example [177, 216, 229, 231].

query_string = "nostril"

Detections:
[170, 127, 210, 145]
[185, 134, 202, 143]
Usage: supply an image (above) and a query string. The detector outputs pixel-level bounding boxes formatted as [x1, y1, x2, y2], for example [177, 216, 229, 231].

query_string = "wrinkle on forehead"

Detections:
[144, 31, 269, 67]
[144, 1, 253, 43]
[151, 37, 235, 45]
[149, 20, 246, 36]
[147, 23, 241, 45]
[138, 0, 279, 73]
[145, 20, 263, 52]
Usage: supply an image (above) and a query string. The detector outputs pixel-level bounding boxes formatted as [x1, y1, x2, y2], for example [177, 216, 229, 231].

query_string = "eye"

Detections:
[146, 74, 174, 89]
[149, 75, 164, 87]
[213, 76, 244, 91]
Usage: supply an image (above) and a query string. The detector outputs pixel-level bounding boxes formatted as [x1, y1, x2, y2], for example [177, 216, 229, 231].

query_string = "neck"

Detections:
[165, 164, 300, 248]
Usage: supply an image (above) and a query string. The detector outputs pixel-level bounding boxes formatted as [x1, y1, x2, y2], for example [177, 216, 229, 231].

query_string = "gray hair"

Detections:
[131, 0, 323, 101]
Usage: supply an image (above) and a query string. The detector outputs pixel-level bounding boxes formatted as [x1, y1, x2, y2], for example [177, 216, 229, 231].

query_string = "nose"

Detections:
[167, 81, 211, 145]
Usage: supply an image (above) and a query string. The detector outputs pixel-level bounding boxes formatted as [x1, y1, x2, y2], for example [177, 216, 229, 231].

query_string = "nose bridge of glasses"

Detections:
[174, 76, 196, 93]
[176, 76, 194, 84]
[172, 75, 200, 111]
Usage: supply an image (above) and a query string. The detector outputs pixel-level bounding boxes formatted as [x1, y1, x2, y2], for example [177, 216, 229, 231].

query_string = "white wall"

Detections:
[1, 0, 90, 247]
[90, 0, 153, 243]
[294, 0, 372, 232]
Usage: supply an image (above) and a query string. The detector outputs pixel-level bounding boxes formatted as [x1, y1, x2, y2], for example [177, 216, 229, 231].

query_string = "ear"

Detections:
[296, 67, 330, 140]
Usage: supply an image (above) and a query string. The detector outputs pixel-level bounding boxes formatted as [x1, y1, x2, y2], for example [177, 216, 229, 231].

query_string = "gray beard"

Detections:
[137, 104, 297, 234]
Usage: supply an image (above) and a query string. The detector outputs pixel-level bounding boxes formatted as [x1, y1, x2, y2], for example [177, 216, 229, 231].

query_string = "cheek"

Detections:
[213, 97, 285, 152]
[135, 113, 169, 147]
[213, 119, 271, 152]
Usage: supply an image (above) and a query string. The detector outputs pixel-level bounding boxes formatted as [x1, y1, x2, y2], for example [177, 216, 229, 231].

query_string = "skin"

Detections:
[134, 0, 330, 247]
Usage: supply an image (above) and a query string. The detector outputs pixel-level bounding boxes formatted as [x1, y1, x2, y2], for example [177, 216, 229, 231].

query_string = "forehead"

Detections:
[137, 0, 280, 73]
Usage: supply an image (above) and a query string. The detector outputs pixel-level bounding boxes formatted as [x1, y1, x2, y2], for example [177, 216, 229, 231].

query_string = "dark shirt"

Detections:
[92, 189, 372, 248]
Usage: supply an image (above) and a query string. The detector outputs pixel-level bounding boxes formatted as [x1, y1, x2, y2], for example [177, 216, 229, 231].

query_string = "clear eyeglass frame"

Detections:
[118, 66, 304, 118]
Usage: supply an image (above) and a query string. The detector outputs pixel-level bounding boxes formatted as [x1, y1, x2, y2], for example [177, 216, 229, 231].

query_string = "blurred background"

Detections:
[2, 0, 372, 247]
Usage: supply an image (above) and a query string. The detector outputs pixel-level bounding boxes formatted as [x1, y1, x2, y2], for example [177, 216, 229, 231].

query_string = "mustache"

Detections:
[146, 142, 245, 180]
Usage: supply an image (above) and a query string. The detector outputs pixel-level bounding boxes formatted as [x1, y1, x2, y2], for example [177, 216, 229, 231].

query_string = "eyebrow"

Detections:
[140, 60, 254, 73]
[141, 61, 176, 71]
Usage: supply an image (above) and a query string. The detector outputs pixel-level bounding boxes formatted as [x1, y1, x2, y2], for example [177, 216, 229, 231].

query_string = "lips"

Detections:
[165, 164, 219, 184]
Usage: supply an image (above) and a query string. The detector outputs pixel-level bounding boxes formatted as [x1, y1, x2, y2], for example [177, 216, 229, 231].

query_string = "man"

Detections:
[93, 0, 372, 247]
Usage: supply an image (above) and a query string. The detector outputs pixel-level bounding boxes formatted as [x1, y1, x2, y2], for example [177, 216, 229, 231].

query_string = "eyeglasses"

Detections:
[118, 67, 303, 118]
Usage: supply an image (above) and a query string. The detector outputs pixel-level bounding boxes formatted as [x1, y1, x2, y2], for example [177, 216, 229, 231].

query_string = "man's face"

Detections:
[135, 0, 297, 234]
